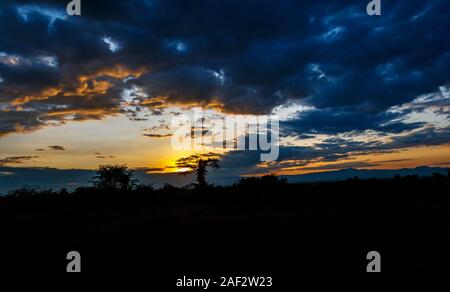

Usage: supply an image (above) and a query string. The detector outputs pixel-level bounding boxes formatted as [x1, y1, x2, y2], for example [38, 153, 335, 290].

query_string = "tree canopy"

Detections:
[92, 164, 136, 191]
[176, 153, 220, 188]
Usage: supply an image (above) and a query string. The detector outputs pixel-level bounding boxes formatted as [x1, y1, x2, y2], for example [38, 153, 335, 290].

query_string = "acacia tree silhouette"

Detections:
[92, 164, 136, 191]
[176, 153, 220, 188]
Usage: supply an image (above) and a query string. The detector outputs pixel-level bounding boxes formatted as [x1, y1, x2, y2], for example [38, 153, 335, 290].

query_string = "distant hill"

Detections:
[0, 167, 95, 195]
[282, 166, 449, 183]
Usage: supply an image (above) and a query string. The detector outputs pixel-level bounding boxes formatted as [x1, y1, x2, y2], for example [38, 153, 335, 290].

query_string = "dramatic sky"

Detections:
[1, 0, 449, 191]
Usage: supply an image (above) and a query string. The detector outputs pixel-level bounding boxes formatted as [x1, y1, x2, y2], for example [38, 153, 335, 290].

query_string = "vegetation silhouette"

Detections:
[176, 153, 220, 188]
[0, 163, 449, 272]
[92, 164, 137, 192]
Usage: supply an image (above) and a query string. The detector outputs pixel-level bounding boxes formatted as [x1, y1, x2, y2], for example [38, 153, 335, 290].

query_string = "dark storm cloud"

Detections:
[0, 0, 449, 139]
[382, 126, 450, 149]
[282, 107, 427, 135]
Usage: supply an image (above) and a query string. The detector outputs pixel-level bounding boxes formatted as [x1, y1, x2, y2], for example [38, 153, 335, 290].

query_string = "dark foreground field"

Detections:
[0, 174, 449, 274]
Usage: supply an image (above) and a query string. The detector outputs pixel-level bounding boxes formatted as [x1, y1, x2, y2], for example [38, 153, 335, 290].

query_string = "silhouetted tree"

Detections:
[176, 153, 220, 188]
[92, 164, 137, 191]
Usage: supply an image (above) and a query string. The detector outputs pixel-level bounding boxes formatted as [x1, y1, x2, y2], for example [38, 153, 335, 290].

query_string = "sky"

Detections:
[0, 0, 450, 191]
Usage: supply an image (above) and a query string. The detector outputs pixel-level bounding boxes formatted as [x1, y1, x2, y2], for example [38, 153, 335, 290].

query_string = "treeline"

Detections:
[0, 170, 449, 272]
[4, 169, 449, 199]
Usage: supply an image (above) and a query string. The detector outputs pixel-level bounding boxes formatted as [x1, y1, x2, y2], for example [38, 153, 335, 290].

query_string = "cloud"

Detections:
[282, 108, 426, 135]
[294, 161, 378, 171]
[96, 155, 115, 159]
[382, 126, 450, 149]
[143, 167, 166, 173]
[143, 133, 173, 138]
[213, 125, 450, 175]
[0, 0, 448, 138]
[48, 145, 66, 151]
[92, 152, 115, 159]
[0, 156, 39, 166]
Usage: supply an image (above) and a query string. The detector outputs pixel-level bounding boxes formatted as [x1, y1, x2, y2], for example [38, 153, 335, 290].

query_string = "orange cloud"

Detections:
[10, 64, 146, 106]
[42, 108, 118, 119]
[11, 87, 62, 106]
[91, 64, 146, 79]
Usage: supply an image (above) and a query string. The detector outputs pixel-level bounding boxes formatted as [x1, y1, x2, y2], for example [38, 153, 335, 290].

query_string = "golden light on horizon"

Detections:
[271, 144, 450, 176]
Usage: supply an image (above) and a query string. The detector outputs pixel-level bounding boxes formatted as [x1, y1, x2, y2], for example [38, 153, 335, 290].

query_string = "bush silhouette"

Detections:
[92, 164, 137, 192]
[233, 174, 287, 189]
